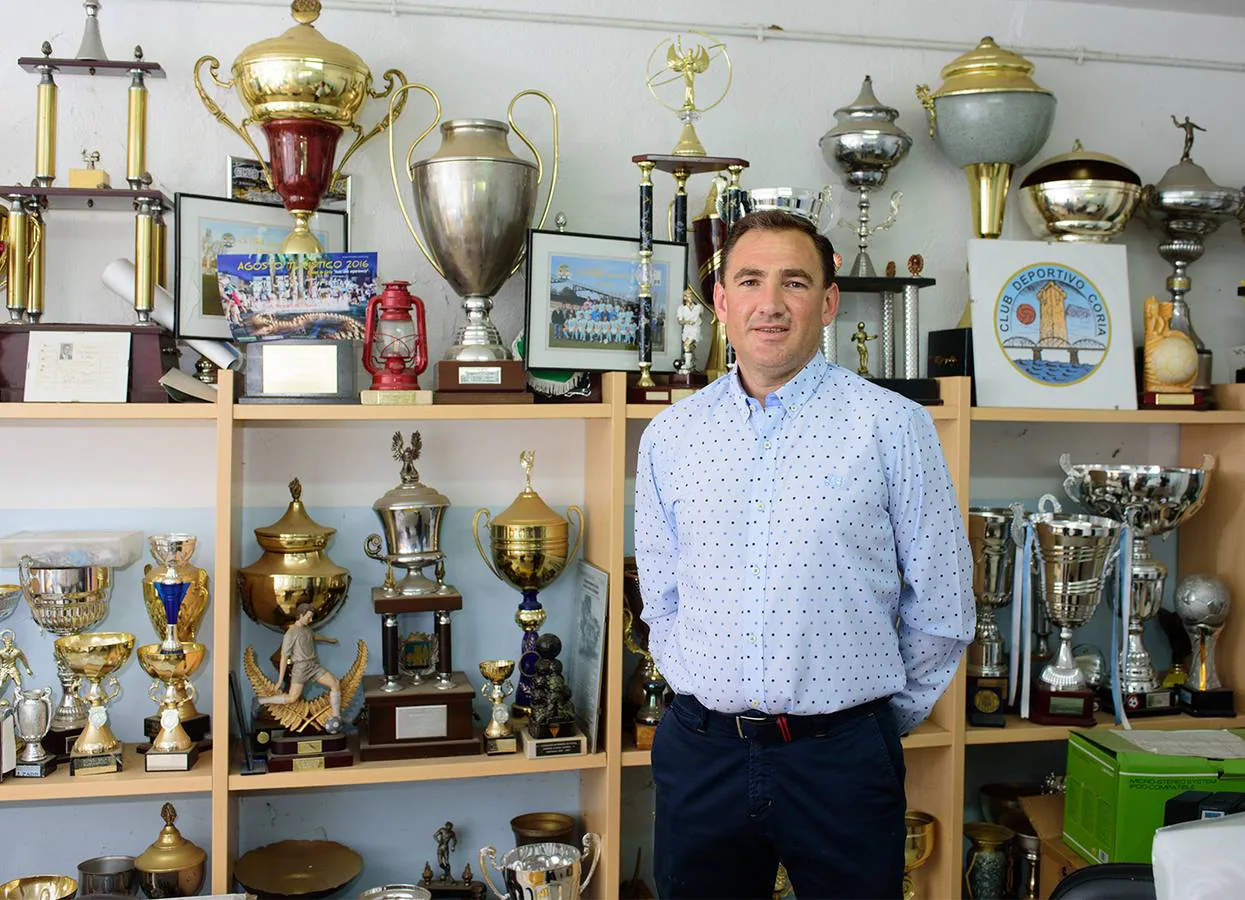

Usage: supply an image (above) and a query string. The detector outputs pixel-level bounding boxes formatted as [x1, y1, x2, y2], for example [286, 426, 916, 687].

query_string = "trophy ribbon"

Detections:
[1111, 520, 1134, 730]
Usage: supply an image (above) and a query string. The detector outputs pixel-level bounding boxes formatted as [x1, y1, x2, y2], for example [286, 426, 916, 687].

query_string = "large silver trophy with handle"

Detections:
[480, 834, 600, 900]
[1060, 454, 1213, 716]
[388, 83, 557, 379]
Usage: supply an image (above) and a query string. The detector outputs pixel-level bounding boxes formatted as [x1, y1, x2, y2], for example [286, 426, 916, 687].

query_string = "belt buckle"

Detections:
[735, 713, 768, 740]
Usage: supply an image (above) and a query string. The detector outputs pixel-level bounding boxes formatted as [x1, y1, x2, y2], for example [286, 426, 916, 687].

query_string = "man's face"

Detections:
[713, 228, 838, 388]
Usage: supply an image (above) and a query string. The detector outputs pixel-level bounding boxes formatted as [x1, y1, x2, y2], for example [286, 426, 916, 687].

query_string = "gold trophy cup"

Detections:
[474, 450, 584, 717]
[137, 642, 206, 771]
[52, 631, 135, 775]
[479, 659, 518, 755]
[903, 810, 936, 900]
[193, 0, 408, 252]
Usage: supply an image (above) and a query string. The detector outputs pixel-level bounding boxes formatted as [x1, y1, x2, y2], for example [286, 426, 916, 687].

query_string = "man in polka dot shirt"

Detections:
[635, 209, 974, 899]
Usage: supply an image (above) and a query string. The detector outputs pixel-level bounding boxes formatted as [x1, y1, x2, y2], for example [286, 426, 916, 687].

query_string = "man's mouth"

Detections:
[752, 324, 788, 334]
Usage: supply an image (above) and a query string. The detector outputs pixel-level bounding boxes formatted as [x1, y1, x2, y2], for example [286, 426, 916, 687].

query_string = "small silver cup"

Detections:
[77, 856, 138, 896]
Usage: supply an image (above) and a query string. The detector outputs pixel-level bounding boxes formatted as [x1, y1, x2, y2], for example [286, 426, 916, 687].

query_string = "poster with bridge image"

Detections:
[968, 240, 1136, 409]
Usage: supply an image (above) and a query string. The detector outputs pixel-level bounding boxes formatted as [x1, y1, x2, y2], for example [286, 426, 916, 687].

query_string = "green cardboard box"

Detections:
[1063, 728, 1245, 865]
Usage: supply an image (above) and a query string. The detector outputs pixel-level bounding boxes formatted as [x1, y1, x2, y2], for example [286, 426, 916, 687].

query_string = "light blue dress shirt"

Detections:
[634, 352, 975, 734]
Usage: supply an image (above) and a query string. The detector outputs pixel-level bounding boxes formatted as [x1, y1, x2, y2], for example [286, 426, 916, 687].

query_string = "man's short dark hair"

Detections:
[720, 209, 837, 288]
[296, 602, 314, 619]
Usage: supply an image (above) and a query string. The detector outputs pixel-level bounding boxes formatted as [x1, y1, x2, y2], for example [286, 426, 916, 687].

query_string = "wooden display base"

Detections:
[967, 674, 1009, 728]
[268, 730, 348, 757]
[45, 726, 84, 761]
[267, 747, 355, 772]
[1104, 686, 1180, 717]
[521, 726, 586, 759]
[361, 673, 476, 761]
[631, 153, 750, 175]
[1178, 685, 1236, 718]
[361, 388, 434, 405]
[419, 873, 487, 900]
[1027, 683, 1096, 728]
[70, 749, 124, 776]
[145, 745, 200, 772]
[433, 389, 533, 405]
[145, 712, 210, 745]
[435, 359, 528, 393]
[372, 587, 463, 616]
[627, 373, 700, 405]
[13, 756, 57, 778]
[1140, 390, 1215, 410]
[0, 323, 176, 403]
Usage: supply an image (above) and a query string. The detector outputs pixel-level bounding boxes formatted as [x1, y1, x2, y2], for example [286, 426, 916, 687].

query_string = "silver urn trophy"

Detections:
[481, 834, 601, 900]
[1061, 453, 1213, 716]
[1174, 574, 1235, 717]
[13, 686, 56, 777]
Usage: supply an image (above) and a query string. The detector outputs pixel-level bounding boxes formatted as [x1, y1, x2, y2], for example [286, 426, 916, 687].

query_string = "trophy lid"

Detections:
[928, 36, 1052, 98]
[1155, 158, 1226, 192]
[492, 450, 566, 530]
[824, 75, 910, 140]
[254, 478, 336, 552]
[234, 0, 368, 77]
[1020, 140, 1141, 187]
[135, 803, 207, 874]
[374, 432, 451, 513]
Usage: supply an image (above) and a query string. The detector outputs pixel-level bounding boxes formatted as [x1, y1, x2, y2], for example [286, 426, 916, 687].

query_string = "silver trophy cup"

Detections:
[14, 686, 54, 771]
[968, 508, 1017, 678]
[1174, 574, 1230, 692]
[1060, 454, 1212, 699]
[1027, 513, 1122, 691]
[481, 834, 600, 900]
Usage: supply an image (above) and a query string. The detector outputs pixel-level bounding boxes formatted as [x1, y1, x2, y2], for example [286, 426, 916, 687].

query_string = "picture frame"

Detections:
[174, 193, 348, 340]
[524, 228, 687, 373]
[569, 560, 609, 755]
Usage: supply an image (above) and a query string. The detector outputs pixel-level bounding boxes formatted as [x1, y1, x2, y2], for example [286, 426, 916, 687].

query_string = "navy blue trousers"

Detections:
[652, 694, 907, 900]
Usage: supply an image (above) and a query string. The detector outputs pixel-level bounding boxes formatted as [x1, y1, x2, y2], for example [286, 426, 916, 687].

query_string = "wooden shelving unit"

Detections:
[5, 374, 1245, 898]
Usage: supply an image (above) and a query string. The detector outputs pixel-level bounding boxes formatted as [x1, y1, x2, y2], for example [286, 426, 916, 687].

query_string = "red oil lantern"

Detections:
[363, 280, 428, 391]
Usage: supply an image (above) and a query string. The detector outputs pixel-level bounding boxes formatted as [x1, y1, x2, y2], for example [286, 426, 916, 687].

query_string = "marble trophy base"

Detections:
[71, 748, 124, 776]
[13, 756, 57, 778]
[145, 745, 200, 773]
[1103, 686, 1179, 718]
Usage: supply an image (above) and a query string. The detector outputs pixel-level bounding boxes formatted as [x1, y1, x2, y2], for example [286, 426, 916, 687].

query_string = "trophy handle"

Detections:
[478, 846, 506, 900]
[364, 533, 386, 562]
[105, 674, 122, 703]
[565, 505, 585, 567]
[148, 681, 163, 704]
[872, 191, 902, 235]
[507, 89, 559, 275]
[1058, 452, 1074, 476]
[472, 510, 504, 582]
[1037, 493, 1062, 515]
[183, 680, 197, 702]
[386, 81, 444, 276]
[333, 68, 409, 189]
[1201, 453, 1216, 474]
[579, 831, 602, 893]
[193, 56, 273, 190]
[1008, 503, 1027, 546]
[914, 84, 936, 139]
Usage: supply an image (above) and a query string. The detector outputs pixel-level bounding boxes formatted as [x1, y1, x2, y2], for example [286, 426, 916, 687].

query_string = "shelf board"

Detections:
[0, 744, 213, 802]
[619, 717, 951, 767]
[228, 745, 607, 792]
[966, 711, 1245, 745]
[234, 403, 610, 422]
[971, 407, 1245, 425]
[0, 403, 217, 420]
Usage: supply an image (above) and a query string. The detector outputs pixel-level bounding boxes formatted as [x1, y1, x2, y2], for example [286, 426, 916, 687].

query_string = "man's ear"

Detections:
[823, 282, 840, 326]
[714, 279, 728, 322]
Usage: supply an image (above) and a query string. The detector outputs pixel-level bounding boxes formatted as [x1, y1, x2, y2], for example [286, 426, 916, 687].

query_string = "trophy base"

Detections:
[361, 674, 476, 758]
[45, 725, 84, 761]
[145, 712, 210, 745]
[361, 388, 434, 406]
[418, 875, 487, 900]
[1104, 686, 1179, 717]
[268, 730, 349, 757]
[1178, 686, 1236, 718]
[267, 747, 355, 772]
[967, 674, 1009, 727]
[145, 746, 200, 773]
[627, 373, 700, 405]
[372, 586, 463, 615]
[435, 359, 528, 395]
[868, 377, 944, 406]
[70, 749, 124, 776]
[1028, 683, 1096, 727]
[0, 323, 175, 403]
[635, 721, 657, 750]
[13, 756, 57, 778]
[520, 726, 586, 760]
[483, 733, 518, 755]
[1139, 390, 1214, 410]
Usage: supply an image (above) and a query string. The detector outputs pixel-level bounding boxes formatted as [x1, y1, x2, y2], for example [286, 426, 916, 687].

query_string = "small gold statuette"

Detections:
[645, 32, 733, 156]
[68, 149, 111, 189]
[851, 321, 878, 377]
[1143, 295, 1197, 396]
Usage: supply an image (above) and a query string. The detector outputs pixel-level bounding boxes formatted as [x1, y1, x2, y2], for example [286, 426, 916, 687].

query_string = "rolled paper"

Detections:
[101, 257, 241, 371]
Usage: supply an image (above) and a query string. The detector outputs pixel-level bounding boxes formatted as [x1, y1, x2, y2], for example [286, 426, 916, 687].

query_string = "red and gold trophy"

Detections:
[194, 0, 407, 253]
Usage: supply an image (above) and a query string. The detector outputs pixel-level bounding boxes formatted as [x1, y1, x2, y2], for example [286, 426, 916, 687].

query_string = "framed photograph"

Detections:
[524, 228, 687, 372]
[569, 560, 609, 754]
[174, 193, 348, 340]
[968, 239, 1137, 410]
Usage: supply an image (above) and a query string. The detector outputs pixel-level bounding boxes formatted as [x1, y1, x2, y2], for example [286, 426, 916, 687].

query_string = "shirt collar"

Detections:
[725, 352, 831, 419]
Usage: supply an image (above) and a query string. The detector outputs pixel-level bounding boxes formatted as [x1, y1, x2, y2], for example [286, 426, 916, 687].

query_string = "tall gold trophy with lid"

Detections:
[474, 451, 584, 716]
[194, 0, 408, 252]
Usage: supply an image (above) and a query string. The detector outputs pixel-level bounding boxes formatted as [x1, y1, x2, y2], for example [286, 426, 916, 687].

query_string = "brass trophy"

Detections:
[134, 803, 207, 899]
[479, 659, 518, 755]
[643, 32, 732, 158]
[1174, 574, 1235, 717]
[137, 642, 206, 771]
[474, 450, 584, 717]
[141, 534, 211, 746]
[194, 0, 408, 253]
[622, 608, 667, 750]
[388, 83, 557, 399]
[903, 810, 936, 900]
[52, 631, 136, 775]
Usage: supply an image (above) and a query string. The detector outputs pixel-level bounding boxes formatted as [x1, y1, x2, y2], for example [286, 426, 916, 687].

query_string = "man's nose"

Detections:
[755, 279, 787, 314]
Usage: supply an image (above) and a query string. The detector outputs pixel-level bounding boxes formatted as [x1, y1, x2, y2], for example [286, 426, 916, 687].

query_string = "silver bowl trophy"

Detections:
[481, 834, 601, 900]
[360, 432, 477, 763]
[1018, 140, 1142, 243]
[1141, 116, 1245, 406]
[967, 508, 1017, 726]
[820, 75, 911, 278]
[1061, 453, 1213, 716]
[1011, 497, 1123, 727]
[13, 686, 56, 777]
[388, 84, 557, 401]
[1174, 574, 1235, 717]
